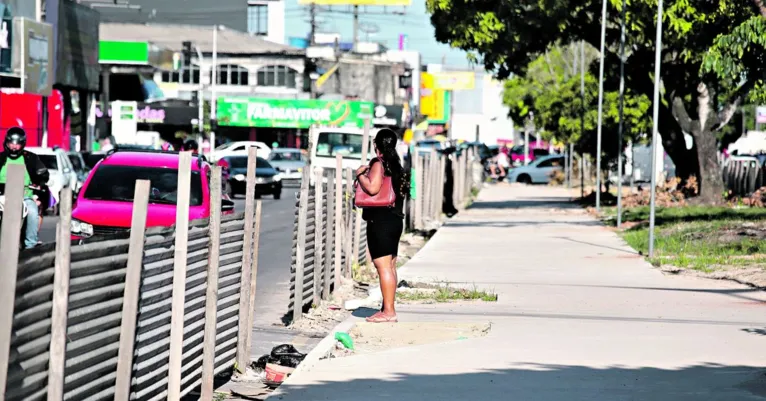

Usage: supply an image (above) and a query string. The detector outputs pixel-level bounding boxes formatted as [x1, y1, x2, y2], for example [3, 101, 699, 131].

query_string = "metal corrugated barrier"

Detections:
[7, 213, 247, 401]
[288, 177, 366, 313]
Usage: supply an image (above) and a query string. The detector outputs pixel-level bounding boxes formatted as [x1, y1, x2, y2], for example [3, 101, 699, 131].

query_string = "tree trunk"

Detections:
[693, 125, 724, 204]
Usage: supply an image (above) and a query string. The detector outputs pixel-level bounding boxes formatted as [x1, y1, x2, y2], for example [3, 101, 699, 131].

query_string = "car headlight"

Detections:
[71, 219, 94, 237]
[274, 173, 282, 182]
[234, 174, 246, 182]
[297, 167, 303, 172]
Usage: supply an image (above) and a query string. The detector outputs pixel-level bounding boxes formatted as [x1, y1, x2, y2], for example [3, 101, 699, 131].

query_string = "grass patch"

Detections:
[620, 214, 766, 271]
[605, 205, 766, 227]
[397, 283, 498, 303]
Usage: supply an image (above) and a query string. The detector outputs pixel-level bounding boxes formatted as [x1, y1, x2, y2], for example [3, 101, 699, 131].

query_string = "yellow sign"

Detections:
[430, 89, 447, 122]
[316, 63, 339, 89]
[420, 72, 436, 117]
[432, 72, 475, 90]
[298, 0, 410, 4]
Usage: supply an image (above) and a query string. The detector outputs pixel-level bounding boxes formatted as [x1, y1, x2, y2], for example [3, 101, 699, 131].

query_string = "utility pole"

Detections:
[352, 5, 359, 51]
[595, 0, 608, 211]
[309, 3, 317, 44]
[616, 0, 627, 228]
[580, 40, 586, 199]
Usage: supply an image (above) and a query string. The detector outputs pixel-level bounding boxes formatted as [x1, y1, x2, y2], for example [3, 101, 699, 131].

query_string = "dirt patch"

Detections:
[659, 264, 766, 288]
[289, 278, 369, 334]
[329, 322, 492, 357]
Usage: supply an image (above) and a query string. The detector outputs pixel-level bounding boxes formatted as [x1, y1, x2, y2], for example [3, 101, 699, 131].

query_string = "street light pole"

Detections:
[595, 0, 608, 211]
[648, 0, 664, 257]
[616, 0, 627, 227]
[211, 25, 218, 161]
[580, 40, 586, 200]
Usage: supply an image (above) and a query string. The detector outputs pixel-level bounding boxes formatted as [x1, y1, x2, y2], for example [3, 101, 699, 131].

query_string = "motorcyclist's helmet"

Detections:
[4, 127, 27, 159]
[183, 139, 199, 154]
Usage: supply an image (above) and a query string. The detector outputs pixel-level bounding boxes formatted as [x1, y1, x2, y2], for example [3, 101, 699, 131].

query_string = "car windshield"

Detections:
[316, 132, 364, 159]
[83, 165, 204, 206]
[85, 153, 106, 169]
[38, 155, 58, 170]
[228, 156, 271, 169]
[68, 154, 84, 171]
[271, 151, 304, 162]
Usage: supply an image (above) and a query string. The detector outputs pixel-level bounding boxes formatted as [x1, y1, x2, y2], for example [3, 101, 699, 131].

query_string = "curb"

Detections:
[266, 315, 358, 399]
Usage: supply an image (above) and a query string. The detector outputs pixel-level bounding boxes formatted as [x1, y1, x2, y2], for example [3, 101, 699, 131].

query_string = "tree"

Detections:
[503, 46, 651, 173]
[427, 0, 765, 203]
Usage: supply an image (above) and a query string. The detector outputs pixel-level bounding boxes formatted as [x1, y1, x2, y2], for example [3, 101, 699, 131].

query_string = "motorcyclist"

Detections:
[0, 127, 50, 248]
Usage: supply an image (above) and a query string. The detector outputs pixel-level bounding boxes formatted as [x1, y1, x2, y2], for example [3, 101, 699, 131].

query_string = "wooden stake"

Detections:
[167, 151, 193, 400]
[236, 147, 258, 371]
[47, 187, 72, 401]
[0, 164, 24, 397]
[114, 181, 150, 401]
[200, 167, 222, 401]
[313, 169, 324, 305]
[344, 168, 354, 278]
[333, 155, 343, 290]
[413, 150, 422, 230]
[244, 200, 262, 365]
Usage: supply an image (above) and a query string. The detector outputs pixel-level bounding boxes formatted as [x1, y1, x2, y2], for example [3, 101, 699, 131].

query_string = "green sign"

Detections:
[217, 97, 374, 129]
[99, 41, 149, 64]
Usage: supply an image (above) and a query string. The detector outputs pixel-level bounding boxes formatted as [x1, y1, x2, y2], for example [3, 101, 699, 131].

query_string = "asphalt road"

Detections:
[38, 186, 321, 358]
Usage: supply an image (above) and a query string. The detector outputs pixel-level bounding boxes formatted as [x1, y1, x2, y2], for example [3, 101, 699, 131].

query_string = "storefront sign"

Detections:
[432, 71, 475, 90]
[48, 0, 100, 91]
[95, 103, 200, 126]
[427, 90, 450, 125]
[111, 101, 138, 145]
[373, 104, 404, 127]
[12, 17, 53, 96]
[217, 97, 374, 129]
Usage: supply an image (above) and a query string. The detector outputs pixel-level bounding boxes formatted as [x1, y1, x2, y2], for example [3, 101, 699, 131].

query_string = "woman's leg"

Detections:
[373, 255, 397, 316]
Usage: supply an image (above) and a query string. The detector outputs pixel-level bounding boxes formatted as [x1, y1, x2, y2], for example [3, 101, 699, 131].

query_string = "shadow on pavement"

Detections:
[470, 197, 577, 210]
[279, 363, 766, 400]
[446, 220, 603, 228]
[743, 327, 766, 336]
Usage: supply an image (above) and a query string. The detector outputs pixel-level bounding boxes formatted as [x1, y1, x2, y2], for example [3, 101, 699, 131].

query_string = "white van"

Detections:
[310, 126, 377, 178]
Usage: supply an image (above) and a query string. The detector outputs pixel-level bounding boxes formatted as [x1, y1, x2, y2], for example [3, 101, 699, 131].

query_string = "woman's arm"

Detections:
[358, 161, 384, 195]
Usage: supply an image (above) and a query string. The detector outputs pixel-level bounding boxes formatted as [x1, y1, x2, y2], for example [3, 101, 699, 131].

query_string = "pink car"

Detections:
[510, 144, 550, 165]
[71, 150, 233, 240]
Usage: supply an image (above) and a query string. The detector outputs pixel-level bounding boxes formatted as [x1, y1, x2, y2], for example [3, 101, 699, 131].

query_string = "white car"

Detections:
[213, 141, 271, 161]
[507, 154, 565, 184]
[26, 146, 78, 190]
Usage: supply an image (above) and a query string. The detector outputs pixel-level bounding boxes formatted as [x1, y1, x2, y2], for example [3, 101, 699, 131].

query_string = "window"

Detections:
[257, 65, 297, 88]
[227, 156, 271, 169]
[84, 165, 204, 206]
[247, 4, 268, 36]
[68, 154, 84, 172]
[316, 132, 364, 160]
[38, 155, 58, 170]
[211, 65, 249, 86]
[537, 157, 563, 168]
[161, 65, 200, 84]
[270, 151, 304, 162]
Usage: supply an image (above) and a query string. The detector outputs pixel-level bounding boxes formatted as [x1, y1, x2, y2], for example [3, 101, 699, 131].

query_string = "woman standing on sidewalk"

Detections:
[355, 128, 408, 323]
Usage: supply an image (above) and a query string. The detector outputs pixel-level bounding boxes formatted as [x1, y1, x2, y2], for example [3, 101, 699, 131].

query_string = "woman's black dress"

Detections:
[362, 158, 404, 260]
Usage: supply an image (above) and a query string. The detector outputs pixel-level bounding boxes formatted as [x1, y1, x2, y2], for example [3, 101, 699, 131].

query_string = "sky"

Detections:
[283, 0, 474, 68]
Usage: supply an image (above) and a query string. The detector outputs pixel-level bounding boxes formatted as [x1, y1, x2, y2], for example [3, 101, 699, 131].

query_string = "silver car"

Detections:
[268, 148, 306, 186]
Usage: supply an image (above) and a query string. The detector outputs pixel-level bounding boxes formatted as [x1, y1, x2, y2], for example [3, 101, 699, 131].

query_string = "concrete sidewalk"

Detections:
[275, 184, 766, 401]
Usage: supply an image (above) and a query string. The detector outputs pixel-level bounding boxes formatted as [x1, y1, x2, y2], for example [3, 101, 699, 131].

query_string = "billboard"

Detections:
[217, 98, 374, 129]
[420, 72, 436, 117]
[47, 0, 100, 91]
[298, 0, 411, 5]
[432, 71, 475, 90]
[11, 17, 54, 96]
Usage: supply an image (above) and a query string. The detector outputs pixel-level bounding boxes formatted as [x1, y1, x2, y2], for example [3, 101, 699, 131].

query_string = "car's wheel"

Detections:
[517, 174, 532, 184]
[273, 190, 282, 200]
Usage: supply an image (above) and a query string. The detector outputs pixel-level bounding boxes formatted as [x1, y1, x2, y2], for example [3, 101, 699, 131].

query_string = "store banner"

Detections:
[427, 90, 450, 125]
[420, 72, 436, 117]
[432, 71, 475, 90]
[372, 103, 404, 127]
[217, 97, 374, 129]
[11, 17, 54, 96]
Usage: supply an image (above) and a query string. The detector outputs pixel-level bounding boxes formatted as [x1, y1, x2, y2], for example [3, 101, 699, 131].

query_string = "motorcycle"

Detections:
[0, 184, 55, 249]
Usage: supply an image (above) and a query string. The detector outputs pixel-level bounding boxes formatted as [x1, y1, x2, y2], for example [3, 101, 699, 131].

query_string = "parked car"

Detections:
[268, 148, 306, 186]
[510, 144, 550, 166]
[222, 155, 282, 199]
[70, 149, 234, 240]
[214, 141, 271, 161]
[27, 146, 77, 200]
[507, 154, 565, 184]
[67, 151, 89, 190]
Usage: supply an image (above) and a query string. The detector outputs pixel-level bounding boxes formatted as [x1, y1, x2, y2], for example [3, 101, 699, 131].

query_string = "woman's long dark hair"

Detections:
[374, 128, 410, 198]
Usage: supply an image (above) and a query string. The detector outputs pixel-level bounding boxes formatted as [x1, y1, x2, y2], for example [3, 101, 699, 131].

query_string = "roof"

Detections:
[99, 23, 304, 56]
[26, 147, 62, 155]
[102, 151, 204, 171]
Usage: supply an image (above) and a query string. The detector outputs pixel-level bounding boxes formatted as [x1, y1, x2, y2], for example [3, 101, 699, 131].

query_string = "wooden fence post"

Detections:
[313, 169, 324, 305]
[334, 155, 343, 291]
[200, 167, 222, 401]
[413, 150, 422, 231]
[0, 164, 24, 397]
[236, 147, 258, 371]
[167, 151, 193, 401]
[47, 187, 72, 401]
[351, 120, 370, 276]
[324, 170, 335, 299]
[293, 167, 311, 322]
[344, 168, 354, 278]
[438, 153, 446, 221]
[244, 200, 262, 365]
[114, 181, 151, 401]
[430, 150, 438, 221]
